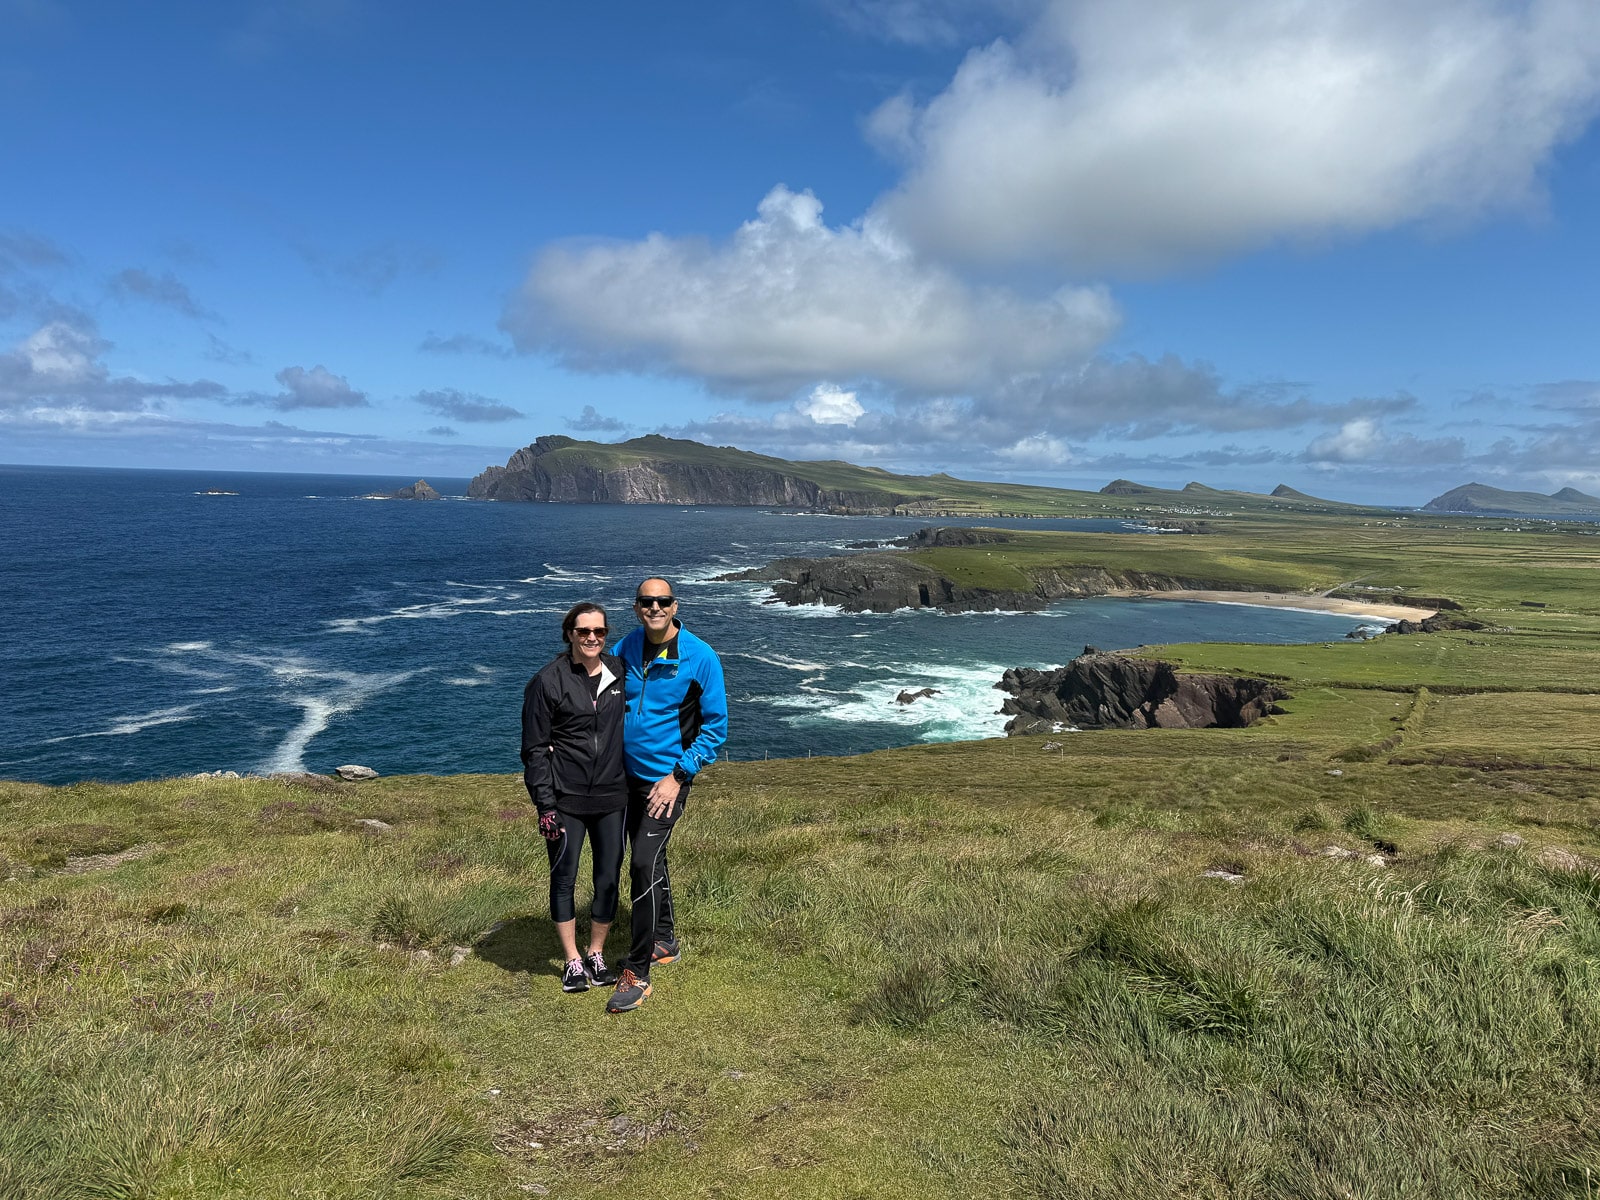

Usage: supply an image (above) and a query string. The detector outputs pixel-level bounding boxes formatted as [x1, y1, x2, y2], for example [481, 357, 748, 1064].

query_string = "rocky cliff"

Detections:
[997, 650, 1290, 733]
[470, 435, 901, 512]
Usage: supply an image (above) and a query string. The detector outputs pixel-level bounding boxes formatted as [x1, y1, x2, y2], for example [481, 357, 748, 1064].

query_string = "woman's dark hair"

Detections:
[561, 602, 608, 646]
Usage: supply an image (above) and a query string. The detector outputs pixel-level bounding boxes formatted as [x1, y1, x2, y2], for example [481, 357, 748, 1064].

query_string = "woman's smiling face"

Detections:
[568, 615, 608, 663]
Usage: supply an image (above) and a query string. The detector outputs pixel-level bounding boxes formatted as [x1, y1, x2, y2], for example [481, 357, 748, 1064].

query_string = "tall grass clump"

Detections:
[844, 841, 1600, 1198]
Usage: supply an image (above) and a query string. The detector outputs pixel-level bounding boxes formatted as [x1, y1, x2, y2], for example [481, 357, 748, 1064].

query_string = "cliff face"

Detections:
[997, 651, 1290, 733]
[468, 436, 898, 511]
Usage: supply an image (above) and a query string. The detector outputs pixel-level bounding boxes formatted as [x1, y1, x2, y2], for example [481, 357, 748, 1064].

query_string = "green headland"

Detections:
[5, 495, 1600, 1197]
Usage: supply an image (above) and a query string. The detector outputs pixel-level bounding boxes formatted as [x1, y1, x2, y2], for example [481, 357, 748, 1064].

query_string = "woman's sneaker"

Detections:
[561, 957, 591, 993]
[651, 936, 681, 965]
[585, 950, 616, 986]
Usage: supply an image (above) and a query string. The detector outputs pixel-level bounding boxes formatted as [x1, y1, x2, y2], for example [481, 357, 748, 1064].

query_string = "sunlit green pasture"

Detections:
[6, 504, 1600, 1197]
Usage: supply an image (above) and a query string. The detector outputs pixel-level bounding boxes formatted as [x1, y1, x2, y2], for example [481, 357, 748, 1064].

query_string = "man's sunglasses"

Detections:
[573, 627, 608, 640]
[635, 595, 675, 609]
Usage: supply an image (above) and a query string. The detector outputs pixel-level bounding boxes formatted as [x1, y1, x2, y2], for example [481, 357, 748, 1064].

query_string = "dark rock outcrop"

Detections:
[900, 527, 1013, 548]
[997, 650, 1289, 734]
[724, 552, 1044, 613]
[1387, 613, 1488, 635]
[365, 480, 442, 500]
[895, 688, 940, 705]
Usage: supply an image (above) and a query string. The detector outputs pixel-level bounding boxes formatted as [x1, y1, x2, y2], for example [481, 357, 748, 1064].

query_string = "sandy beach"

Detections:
[1104, 589, 1436, 622]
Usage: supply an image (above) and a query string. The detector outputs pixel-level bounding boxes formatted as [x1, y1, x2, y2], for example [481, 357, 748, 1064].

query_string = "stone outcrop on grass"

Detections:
[997, 649, 1289, 733]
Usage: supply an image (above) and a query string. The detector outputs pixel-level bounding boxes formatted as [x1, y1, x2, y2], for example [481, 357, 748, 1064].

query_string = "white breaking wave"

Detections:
[732, 651, 828, 672]
[133, 643, 419, 774]
[517, 563, 611, 584]
[772, 660, 1040, 744]
[44, 705, 199, 743]
[324, 594, 550, 634]
[244, 656, 417, 775]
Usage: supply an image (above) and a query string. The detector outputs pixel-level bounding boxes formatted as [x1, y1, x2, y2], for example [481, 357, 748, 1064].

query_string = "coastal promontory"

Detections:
[722, 527, 1261, 613]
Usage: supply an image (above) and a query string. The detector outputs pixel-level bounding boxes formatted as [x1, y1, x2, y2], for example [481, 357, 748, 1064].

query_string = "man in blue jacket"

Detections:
[606, 576, 728, 1013]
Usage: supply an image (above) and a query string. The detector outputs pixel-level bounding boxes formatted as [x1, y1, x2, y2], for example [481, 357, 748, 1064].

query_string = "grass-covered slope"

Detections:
[8, 505, 1600, 1197]
[6, 719, 1600, 1198]
[904, 511, 1600, 614]
[1424, 482, 1600, 517]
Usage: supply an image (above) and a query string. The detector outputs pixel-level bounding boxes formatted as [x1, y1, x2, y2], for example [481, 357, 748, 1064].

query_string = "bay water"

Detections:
[1, 465, 1383, 784]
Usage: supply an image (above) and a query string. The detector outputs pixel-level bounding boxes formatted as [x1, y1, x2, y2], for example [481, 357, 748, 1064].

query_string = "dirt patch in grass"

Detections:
[495, 1106, 699, 1163]
[12, 823, 139, 867]
[60, 842, 162, 875]
[256, 799, 340, 831]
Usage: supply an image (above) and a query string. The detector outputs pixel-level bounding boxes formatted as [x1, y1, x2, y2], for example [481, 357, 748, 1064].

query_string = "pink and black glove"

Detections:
[538, 809, 562, 841]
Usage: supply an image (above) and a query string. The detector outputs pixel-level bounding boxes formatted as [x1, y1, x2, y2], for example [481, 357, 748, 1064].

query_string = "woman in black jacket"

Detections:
[521, 602, 628, 993]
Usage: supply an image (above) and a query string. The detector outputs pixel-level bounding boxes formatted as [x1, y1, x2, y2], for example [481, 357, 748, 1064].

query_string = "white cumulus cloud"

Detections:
[873, 0, 1600, 271]
[798, 384, 865, 426]
[0, 319, 225, 414]
[503, 185, 1119, 398]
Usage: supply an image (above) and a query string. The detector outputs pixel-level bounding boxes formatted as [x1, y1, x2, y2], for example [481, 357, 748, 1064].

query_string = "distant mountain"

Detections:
[1422, 483, 1600, 517]
[1097, 478, 1366, 510]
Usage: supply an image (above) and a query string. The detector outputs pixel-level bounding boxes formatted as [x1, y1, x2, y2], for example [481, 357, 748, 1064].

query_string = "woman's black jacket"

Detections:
[521, 651, 627, 816]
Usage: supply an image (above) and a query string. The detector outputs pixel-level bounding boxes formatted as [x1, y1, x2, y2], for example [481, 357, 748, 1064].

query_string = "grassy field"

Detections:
[7, 508, 1600, 1198]
[909, 515, 1600, 613]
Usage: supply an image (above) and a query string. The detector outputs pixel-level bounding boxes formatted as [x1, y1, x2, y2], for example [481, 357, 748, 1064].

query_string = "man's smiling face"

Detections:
[634, 579, 677, 639]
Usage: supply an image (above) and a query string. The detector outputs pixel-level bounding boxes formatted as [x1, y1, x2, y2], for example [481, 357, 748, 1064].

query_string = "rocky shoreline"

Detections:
[721, 530, 1275, 616]
[721, 526, 1439, 620]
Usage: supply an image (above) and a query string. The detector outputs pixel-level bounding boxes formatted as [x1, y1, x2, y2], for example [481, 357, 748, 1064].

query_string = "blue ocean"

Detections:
[1, 465, 1383, 785]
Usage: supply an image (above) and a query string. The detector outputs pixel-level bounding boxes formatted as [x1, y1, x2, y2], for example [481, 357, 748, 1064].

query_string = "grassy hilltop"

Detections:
[5, 505, 1600, 1198]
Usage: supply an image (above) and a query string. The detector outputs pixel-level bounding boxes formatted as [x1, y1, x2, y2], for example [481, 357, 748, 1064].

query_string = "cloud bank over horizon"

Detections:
[495, 0, 1600, 497]
[5, 4, 1600, 499]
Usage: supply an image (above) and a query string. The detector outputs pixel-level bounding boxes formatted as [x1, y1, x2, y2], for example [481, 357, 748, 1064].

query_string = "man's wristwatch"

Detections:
[671, 765, 694, 786]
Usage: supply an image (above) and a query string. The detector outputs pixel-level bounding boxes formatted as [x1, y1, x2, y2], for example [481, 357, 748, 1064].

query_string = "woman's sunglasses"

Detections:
[573, 627, 608, 640]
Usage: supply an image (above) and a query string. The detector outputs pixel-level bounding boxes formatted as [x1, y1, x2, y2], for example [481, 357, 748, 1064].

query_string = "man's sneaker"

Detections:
[560, 957, 590, 993]
[585, 950, 616, 986]
[606, 968, 652, 1013]
[651, 936, 681, 965]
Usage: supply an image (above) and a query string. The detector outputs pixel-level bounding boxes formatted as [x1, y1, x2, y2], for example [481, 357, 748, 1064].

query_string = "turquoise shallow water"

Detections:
[0, 465, 1385, 784]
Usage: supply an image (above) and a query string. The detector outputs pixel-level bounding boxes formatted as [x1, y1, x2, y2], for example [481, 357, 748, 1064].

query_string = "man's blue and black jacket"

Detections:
[616, 621, 728, 782]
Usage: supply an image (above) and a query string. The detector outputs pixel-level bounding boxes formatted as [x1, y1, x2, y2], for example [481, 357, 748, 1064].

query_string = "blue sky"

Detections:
[3, 0, 1599, 505]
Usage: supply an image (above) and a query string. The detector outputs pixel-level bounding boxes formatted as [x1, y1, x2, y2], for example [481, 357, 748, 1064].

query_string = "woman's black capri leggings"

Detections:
[545, 808, 626, 923]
